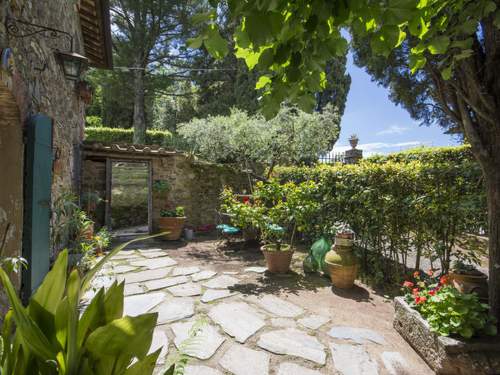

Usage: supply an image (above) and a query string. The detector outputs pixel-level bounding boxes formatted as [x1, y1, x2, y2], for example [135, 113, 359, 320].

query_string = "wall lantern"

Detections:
[5, 16, 88, 81]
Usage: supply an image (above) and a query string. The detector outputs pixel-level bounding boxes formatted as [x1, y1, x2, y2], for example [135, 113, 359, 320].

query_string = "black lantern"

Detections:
[55, 51, 88, 81]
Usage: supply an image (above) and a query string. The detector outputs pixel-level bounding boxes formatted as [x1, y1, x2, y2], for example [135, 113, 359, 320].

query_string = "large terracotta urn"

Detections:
[324, 231, 358, 288]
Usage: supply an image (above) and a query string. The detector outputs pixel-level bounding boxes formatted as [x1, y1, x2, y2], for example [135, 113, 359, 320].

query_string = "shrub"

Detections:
[273, 151, 487, 281]
[85, 115, 104, 127]
[85, 126, 172, 146]
[365, 145, 474, 164]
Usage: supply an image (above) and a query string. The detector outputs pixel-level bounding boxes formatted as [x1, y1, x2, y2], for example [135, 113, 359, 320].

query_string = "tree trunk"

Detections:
[133, 64, 146, 144]
[484, 164, 500, 325]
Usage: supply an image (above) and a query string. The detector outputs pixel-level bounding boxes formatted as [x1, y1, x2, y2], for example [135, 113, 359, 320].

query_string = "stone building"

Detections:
[0, 0, 112, 302]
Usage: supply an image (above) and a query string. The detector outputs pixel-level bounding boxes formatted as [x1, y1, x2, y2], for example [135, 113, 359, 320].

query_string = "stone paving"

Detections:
[85, 241, 432, 375]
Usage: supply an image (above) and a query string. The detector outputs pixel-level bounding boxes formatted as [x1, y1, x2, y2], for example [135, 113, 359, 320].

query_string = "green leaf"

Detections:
[441, 65, 452, 80]
[204, 26, 229, 59]
[256, 75, 272, 89]
[31, 249, 67, 315]
[459, 326, 473, 339]
[104, 281, 125, 323]
[123, 350, 160, 375]
[409, 53, 427, 73]
[428, 36, 450, 55]
[187, 35, 204, 49]
[77, 289, 105, 348]
[85, 313, 158, 359]
[190, 12, 215, 26]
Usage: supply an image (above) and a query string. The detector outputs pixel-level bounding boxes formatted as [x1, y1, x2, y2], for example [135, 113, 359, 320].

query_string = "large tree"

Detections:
[109, 0, 201, 143]
[195, 0, 500, 325]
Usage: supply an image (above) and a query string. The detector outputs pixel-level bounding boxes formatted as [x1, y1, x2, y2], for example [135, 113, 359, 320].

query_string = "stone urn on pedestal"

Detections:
[324, 227, 358, 288]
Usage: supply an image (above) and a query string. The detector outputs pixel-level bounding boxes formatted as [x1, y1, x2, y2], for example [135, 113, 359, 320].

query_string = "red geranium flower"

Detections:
[439, 275, 449, 285]
[413, 271, 420, 278]
[403, 281, 414, 288]
[428, 289, 436, 296]
[415, 296, 427, 304]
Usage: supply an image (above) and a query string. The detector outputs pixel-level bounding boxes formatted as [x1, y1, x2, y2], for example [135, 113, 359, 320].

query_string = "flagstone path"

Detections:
[85, 237, 433, 374]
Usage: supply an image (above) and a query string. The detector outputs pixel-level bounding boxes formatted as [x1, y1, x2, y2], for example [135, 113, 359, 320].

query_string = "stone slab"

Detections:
[298, 315, 330, 330]
[328, 326, 385, 345]
[203, 275, 240, 289]
[167, 282, 202, 297]
[124, 283, 145, 296]
[277, 362, 323, 375]
[124, 292, 164, 317]
[130, 257, 177, 269]
[257, 329, 326, 365]
[192, 270, 217, 282]
[270, 318, 297, 328]
[201, 289, 237, 303]
[144, 276, 189, 291]
[110, 265, 138, 274]
[248, 295, 304, 318]
[184, 366, 223, 375]
[223, 271, 239, 275]
[148, 328, 169, 364]
[244, 266, 267, 273]
[137, 249, 168, 258]
[330, 343, 379, 375]
[208, 302, 266, 343]
[219, 344, 270, 375]
[156, 298, 195, 324]
[118, 268, 171, 284]
[172, 266, 201, 276]
[171, 321, 225, 359]
[381, 352, 408, 375]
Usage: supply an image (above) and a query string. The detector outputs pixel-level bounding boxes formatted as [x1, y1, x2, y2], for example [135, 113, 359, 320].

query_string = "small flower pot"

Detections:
[261, 244, 293, 273]
[158, 217, 186, 240]
[449, 272, 488, 299]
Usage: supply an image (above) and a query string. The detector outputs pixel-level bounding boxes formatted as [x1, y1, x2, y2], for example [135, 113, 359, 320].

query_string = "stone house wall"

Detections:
[0, 0, 89, 311]
[81, 151, 250, 231]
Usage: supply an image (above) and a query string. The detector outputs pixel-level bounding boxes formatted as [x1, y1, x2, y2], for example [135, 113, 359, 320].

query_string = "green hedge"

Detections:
[365, 145, 474, 164]
[273, 150, 486, 281]
[85, 127, 172, 146]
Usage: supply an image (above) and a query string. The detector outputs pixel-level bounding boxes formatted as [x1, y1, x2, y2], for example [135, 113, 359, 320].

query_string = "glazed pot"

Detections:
[261, 244, 293, 273]
[449, 272, 488, 299]
[158, 217, 186, 240]
[324, 236, 358, 288]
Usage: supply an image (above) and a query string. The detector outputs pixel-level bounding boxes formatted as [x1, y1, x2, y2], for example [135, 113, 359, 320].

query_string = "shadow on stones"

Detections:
[330, 284, 372, 303]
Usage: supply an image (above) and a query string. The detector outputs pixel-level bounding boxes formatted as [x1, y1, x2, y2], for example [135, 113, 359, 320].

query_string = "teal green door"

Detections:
[22, 114, 52, 297]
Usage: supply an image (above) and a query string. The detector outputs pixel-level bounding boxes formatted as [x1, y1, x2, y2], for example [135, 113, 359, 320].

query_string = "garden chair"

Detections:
[215, 210, 242, 249]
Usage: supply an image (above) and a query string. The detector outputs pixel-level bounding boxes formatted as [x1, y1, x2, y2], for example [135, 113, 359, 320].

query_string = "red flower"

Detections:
[412, 288, 419, 296]
[439, 275, 449, 285]
[427, 269, 434, 276]
[428, 289, 436, 296]
[415, 296, 427, 304]
[413, 271, 420, 278]
[403, 281, 414, 288]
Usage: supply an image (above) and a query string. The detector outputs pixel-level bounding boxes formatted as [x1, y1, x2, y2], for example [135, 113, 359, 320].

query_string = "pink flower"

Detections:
[403, 281, 414, 288]
[413, 271, 420, 278]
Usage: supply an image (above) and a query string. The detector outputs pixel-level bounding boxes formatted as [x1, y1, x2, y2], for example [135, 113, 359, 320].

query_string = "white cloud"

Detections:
[330, 141, 428, 157]
[376, 125, 410, 136]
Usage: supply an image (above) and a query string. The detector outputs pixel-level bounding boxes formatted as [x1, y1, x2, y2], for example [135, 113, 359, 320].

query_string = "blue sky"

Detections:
[332, 54, 461, 156]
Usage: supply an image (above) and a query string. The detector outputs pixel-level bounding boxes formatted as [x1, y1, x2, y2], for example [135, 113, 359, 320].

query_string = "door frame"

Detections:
[104, 158, 152, 234]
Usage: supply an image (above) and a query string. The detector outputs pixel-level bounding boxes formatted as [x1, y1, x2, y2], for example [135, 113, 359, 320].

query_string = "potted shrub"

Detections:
[449, 260, 488, 298]
[221, 187, 260, 241]
[93, 227, 111, 256]
[260, 222, 293, 273]
[158, 206, 186, 240]
[324, 223, 358, 288]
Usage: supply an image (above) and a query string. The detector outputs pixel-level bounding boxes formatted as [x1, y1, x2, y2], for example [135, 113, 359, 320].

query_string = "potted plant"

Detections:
[260, 222, 293, 273]
[348, 134, 359, 149]
[93, 227, 111, 256]
[449, 260, 488, 298]
[78, 210, 94, 240]
[324, 223, 358, 288]
[221, 187, 260, 241]
[158, 206, 186, 240]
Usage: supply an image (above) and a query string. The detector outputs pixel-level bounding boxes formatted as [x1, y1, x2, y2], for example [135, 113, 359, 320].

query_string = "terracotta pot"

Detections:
[324, 238, 358, 288]
[81, 223, 94, 240]
[261, 244, 293, 273]
[158, 216, 186, 240]
[449, 272, 488, 299]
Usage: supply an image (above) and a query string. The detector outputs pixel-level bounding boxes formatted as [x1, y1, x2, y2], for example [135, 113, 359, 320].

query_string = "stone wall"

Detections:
[81, 152, 250, 231]
[0, 0, 88, 310]
[152, 155, 249, 229]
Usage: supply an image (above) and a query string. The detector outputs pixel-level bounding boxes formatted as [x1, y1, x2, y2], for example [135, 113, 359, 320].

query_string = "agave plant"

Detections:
[0, 234, 180, 375]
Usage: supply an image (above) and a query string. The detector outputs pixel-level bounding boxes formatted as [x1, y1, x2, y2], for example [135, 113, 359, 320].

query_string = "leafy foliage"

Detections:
[85, 127, 172, 146]
[0, 234, 172, 374]
[178, 104, 340, 171]
[402, 272, 497, 338]
[274, 149, 486, 281]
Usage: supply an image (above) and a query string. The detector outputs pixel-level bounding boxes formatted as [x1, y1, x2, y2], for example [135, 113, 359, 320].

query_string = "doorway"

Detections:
[110, 161, 151, 236]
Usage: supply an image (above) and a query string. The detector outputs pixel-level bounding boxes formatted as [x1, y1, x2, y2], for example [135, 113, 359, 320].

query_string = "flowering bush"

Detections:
[402, 271, 497, 339]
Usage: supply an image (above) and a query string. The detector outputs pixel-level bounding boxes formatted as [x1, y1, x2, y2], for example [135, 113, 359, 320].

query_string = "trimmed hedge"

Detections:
[85, 127, 172, 146]
[366, 145, 474, 164]
[273, 147, 486, 281]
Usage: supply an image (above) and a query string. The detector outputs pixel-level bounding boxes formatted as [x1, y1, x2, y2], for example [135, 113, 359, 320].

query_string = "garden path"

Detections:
[85, 236, 433, 375]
